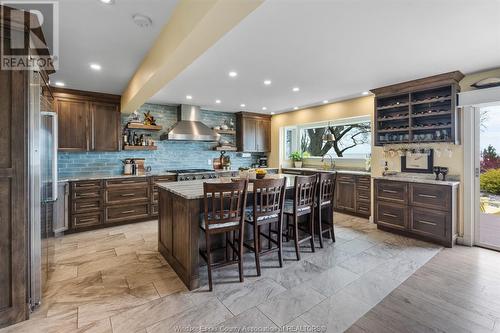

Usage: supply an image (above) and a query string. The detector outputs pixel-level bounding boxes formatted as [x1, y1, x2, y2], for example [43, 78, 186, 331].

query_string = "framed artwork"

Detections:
[401, 149, 434, 173]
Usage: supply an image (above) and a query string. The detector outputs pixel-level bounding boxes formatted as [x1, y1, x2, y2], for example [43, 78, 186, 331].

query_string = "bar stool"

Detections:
[283, 174, 317, 260]
[317, 172, 336, 248]
[199, 179, 248, 291]
[244, 177, 287, 276]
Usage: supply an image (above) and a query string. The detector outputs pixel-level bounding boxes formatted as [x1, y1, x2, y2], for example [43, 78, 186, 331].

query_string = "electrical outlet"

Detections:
[208, 159, 212, 166]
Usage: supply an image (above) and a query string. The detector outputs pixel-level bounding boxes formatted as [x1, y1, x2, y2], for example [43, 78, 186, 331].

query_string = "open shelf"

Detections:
[215, 129, 236, 135]
[126, 123, 163, 131]
[411, 96, 451, 105]
[411, 110, 451, 118]
[123, 145, 158, 151]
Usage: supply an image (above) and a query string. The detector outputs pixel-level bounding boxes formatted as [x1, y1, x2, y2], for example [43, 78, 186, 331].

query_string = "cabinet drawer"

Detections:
[357, 190, 371, 202]
[72, 212, 102, 229]
[356, 201, 371, 216]
[410, 184, 450, 211]
[73, 198, 101, 214]
[410, 207, 448, 241]
[281, 169, 303, 175]
[72, 188, 101, 200]
[105, 177, 149, 187]
[105, 203, 149, 223]
[151, 175, 177, 183]
[375, 180, 407, 204]
[337, 174, 356, 182]
[72, 180, 102, 190]
[375, 202, 407, 231]
[105, 186, 149, 205]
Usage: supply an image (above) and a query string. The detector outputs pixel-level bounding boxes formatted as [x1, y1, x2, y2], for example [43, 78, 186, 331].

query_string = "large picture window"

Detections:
[282, 116, 371, 160]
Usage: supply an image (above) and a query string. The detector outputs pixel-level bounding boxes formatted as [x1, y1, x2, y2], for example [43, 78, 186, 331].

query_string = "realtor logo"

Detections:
[1, 0, 59, 70]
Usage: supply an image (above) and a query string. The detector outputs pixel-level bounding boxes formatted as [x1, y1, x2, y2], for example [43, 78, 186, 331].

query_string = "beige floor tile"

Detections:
[153, 276, 187, 297]
[77, 253, 138, 277]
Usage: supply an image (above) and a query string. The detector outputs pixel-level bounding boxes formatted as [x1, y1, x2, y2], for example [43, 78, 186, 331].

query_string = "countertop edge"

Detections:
[372, 176, 460, 187]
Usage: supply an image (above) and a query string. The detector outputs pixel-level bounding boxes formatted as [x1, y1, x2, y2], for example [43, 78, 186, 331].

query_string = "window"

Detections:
[282, 116, 371, 160]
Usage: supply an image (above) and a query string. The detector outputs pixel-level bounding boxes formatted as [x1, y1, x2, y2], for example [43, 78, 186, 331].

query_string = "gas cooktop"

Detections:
[166, 169, 214, 174]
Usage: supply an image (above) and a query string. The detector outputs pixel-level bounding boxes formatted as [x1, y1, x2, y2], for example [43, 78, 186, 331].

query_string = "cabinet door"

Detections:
[91, 102, 120, 151]
[256, 119, 271, 152]
[56, 98, 89, 152]
[375, 202, 408, 231]
[335, 179, 356, 212]
[242, 117, 257, 152]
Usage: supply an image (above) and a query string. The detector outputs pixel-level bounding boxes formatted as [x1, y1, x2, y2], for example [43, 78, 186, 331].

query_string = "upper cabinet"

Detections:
[53, 88, 121, 152]
[371, 71, 464, 146]
[236, 112, 271, 152]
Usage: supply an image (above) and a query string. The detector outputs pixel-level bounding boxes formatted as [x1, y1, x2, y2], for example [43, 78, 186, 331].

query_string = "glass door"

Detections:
[476, 104, 500, 251]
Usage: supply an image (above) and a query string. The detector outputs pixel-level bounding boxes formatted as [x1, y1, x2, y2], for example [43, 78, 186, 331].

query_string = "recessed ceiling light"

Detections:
[294, 106, 299, 110]
[262, 107, 267, 111]
[292, 87, 300, 92]
[240, 104, 246, 107]
[54, 81, 65, 87]
[229, 71, 238, 78]
[323, 100, 329, 104]
[186, 95, 192, 100]
[263, 80, 272, 85]
[99, 0, 114, 4]
[90, 63, 101, 71]
[271, 112, 275, 115]
[362, 91, 370, 96]
[133, 14, 152, 28]
[215, 99, 221, 104]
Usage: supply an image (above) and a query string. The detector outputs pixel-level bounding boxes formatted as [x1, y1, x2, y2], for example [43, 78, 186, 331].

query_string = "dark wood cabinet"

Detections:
[281, 169, 371, 218]
[335, 175, 356, 212]
[53, 88, 121, 152]
[371, 71, 464, 146]
[91, 101, 120, 151]
[236, 112, 271, 152]
[55, 97, 89, 152]
[68, 175, 176, 233]
[374, 179, 457, 247]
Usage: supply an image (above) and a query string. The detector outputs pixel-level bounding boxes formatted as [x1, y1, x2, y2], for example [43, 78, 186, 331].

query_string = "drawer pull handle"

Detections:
[359, 195, 369, 199]
[121, 210, 136, 214]
[418, 194, 437, 199]
[78, 184, 97, 187]
[417, 220, 437, 226]
[78, 193, 96, 197]
[79, 218, 96, 222]
[121, 193, 135, 197]
[358, 186, 369, 189]
[383, 212, 398, 218]
[120, 180, 143, 184]
[383, 189, 398, 194]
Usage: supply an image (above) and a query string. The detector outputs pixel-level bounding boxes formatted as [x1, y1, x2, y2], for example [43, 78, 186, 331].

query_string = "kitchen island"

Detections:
[156, 174, 296, 290]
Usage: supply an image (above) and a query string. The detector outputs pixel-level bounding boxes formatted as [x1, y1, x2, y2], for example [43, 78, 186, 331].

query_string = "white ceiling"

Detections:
[50, 0, 178, 94]
[150, 0, 500, 114]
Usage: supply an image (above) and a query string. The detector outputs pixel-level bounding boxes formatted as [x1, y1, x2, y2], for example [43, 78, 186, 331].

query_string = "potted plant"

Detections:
[290, 151, 310, 168]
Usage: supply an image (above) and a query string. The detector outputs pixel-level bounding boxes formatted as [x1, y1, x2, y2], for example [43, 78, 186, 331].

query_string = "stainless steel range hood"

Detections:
[166, 105, 220, 141]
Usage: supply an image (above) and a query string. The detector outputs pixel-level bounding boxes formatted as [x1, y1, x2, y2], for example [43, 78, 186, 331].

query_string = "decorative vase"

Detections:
[294, 161, 303, 168]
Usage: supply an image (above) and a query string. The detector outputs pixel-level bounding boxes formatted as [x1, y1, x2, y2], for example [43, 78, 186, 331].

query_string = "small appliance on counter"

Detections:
[122, 158, 146, 176]
[258, 157, 268, 167]
[123, 159, 135, 175]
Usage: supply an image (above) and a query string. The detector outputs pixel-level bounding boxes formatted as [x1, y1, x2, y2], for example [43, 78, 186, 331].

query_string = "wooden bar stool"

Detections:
[244, 178, 287, 276]
[317, 172, 336, 248]
[283, 174, 317, 260]
[199, 179, 248, 291]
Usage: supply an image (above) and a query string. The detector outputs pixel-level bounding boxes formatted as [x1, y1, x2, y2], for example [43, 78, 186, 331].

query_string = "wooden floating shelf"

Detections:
[123, 145, 158, 151]
[215, 129, 236, 135]
[214, 146, 237, 151]
[126, 123, 163, 131]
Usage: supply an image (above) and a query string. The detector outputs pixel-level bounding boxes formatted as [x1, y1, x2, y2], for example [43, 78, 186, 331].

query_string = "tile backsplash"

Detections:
[58, 103, 263, 178]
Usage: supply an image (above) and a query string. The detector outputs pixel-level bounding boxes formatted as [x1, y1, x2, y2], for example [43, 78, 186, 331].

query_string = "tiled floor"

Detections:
[0, 213, 442, 333]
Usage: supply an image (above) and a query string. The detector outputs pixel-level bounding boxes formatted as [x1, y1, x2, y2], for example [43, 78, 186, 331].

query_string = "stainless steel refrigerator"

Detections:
[28, 70, 58, 310]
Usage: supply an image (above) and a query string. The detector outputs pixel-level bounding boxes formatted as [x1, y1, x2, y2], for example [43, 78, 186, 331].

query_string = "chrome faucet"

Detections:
[321, 154, 336, 170]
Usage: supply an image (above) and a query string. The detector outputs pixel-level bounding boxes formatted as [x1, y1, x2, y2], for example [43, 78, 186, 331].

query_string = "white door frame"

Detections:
[459, 86, 500, 247]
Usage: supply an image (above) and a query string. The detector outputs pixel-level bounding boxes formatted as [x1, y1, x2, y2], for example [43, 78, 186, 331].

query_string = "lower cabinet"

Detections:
[68, 175, 176, 232]
[374, 179, 457, 247]
[335, 175, 356, 212]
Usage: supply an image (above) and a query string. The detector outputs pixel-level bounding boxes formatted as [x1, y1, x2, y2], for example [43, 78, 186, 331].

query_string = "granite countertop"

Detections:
[281, 167, 371, 176]
[372, 175, 460, 187]
[59, 172, 177, 182]
[157, 174, 297, 200]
